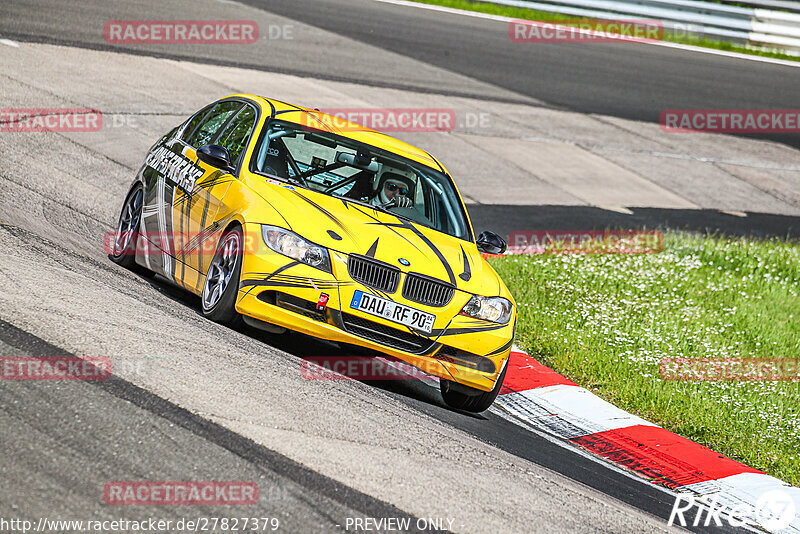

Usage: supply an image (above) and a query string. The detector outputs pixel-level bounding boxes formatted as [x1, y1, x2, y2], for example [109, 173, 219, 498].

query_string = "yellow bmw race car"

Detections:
[110, 94, 515, 412]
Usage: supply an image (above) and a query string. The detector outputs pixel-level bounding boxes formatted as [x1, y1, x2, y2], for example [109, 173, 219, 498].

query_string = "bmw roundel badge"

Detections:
[398, 258, 410, 266]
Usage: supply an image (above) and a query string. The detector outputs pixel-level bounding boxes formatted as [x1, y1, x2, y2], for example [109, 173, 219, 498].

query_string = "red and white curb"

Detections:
[494, 348, 800, 533]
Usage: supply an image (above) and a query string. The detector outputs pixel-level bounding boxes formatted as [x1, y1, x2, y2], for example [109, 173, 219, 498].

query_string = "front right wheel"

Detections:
[440, 362, 508, 413]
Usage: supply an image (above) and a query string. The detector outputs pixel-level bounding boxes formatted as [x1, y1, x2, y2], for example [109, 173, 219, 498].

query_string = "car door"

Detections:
[139, 105, 208, 280]
[139, 99, 243, 285]
[172, 100, 248, 291]
[179, 102, 258, 293]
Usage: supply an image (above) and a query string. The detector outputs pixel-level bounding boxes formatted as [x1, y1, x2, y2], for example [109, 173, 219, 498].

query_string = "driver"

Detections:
[370, 172, 415, 208]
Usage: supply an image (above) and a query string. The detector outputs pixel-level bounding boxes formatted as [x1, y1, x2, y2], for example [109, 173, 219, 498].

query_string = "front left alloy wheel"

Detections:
[202, 226, 244, 326]
[110, 183, 144, 270]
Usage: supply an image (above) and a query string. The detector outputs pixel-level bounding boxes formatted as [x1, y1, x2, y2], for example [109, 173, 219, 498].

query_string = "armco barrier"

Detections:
[489, 0, 800, 55]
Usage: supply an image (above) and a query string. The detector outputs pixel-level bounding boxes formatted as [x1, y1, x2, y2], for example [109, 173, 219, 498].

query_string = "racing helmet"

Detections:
[374, 168, 416, 205]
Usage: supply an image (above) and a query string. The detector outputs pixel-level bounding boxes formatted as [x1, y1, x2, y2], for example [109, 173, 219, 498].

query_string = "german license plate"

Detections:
[350, 290, 435, 334]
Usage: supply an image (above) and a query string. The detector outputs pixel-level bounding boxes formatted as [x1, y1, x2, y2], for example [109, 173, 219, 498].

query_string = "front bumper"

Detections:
[236, 224, 514, 392]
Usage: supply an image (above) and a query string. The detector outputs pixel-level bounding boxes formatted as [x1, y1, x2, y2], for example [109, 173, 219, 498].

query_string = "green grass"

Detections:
[409, 0, 800, 62]
[489, 232, 800, 485]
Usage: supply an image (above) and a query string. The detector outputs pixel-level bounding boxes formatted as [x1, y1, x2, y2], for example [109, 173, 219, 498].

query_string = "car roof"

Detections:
[231, 94, 448, 172]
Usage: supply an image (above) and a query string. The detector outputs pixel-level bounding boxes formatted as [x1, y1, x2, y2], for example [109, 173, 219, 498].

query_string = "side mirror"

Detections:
[476, 231, 507, 254]
[197, 144, 234, 171]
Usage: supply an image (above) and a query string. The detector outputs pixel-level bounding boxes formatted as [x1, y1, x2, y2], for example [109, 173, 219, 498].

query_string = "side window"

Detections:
[180, 105, 212, 144]
[216, 105, 257, 165]
[185, 101, 243, 149]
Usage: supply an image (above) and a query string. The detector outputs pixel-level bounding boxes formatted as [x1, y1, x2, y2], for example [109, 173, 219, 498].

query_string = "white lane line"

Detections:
[0, 38, 20, 48]
[372, 0, 800, 68]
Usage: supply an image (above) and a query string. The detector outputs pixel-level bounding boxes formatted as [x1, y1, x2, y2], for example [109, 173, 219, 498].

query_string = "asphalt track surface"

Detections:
[0, 320, 423, 532]
[248, 0, 800, 149]
[0, 247, 729, 533]
[2, 0, 799, 240]
[0, 0, 794, 532]
[3, 0, 800, 148]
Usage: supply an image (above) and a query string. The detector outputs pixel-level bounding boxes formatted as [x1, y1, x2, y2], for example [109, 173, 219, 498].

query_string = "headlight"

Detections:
[460, 296, 512, 324]
[261, 225, 331, 272]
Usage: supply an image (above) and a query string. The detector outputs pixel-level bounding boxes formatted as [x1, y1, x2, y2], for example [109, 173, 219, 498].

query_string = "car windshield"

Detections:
[249, 119, 472, 241]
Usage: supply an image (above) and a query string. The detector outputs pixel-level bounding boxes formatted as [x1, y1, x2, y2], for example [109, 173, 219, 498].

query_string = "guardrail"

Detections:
[717, 0, 800, 13]
[487, 0, 800, 55]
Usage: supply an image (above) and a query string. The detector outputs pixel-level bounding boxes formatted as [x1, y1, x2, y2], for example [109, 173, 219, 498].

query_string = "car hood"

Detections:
[246, 179, 504, 297]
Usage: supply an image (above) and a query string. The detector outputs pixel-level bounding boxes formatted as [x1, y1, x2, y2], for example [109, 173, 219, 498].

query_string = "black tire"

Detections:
[109, 183, 145, 270]
[201, 226, 244, 326]
[440, 361, 508, 413]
